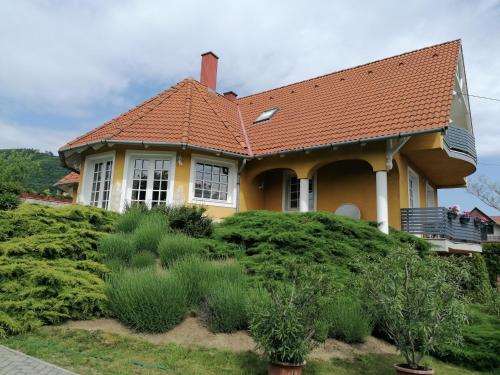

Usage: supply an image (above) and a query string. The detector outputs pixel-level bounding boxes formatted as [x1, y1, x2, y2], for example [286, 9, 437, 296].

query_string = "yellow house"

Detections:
[58, 40, 479, 252]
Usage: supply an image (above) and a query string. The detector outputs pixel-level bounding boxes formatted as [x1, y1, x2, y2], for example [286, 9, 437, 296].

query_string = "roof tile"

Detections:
[61, 40, 461, 157]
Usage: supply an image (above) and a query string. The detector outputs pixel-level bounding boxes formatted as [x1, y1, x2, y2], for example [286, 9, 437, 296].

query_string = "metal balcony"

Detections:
[401, 207, 481, 244]
[444, 126, 477, 163]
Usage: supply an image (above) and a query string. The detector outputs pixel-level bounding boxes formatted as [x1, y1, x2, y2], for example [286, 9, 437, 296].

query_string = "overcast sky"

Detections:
[0, 0, 499, 213]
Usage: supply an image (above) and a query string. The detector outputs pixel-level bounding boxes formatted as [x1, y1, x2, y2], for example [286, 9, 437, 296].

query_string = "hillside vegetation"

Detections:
[0, 149, 69, 194]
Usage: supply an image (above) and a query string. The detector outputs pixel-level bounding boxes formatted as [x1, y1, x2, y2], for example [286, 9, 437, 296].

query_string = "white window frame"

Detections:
[408, 167, 420, 208]
[188, 154, 238, 208]
[120, 150, 177, 211]
[426, 182, 436, 208]
[282, 171, 317, 212]
[78, 151, 116, 209]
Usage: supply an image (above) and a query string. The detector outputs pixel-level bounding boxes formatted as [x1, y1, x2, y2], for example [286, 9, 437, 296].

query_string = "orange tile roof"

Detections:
[60, 40, 461, 157]
[491, 216, 500, 225]
[55, 171, 80, 185]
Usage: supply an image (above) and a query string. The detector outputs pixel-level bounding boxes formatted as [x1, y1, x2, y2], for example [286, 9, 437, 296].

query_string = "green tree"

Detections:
[362, 246, 469, 370]
[0, 150, 40, 189]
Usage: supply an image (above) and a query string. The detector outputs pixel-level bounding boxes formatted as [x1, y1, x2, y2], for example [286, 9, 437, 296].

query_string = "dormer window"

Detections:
[254, 107, 279, 123]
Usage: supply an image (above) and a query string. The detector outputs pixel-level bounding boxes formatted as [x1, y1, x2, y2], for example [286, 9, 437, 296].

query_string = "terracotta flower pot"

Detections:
[394, 364, 434, 375]
[268, 361, 306, 375]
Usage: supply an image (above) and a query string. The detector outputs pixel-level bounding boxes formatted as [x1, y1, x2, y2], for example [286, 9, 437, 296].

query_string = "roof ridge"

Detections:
[237, 104, 253, 156]
[192, 81, 249, 153]
[181, 80, 193, 145]
[105, 80, 188, 141]
[237, 39, 461, 101]
[62, 80, 188, 149]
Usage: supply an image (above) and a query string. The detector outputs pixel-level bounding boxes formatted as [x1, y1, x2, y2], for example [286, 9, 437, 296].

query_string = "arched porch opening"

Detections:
[240, 168, 298, 212]
[315, 159, 376, 220]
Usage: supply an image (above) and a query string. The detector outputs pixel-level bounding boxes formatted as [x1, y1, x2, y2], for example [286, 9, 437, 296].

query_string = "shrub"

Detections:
[106, 269, 188, 332]
[115, 205, 147, 233]
[0, 181, 21, 210]
[483, 243, 500, 287]
[170, 256, 244, 309]
[210, 211, 430, 288]
[488, 288, 500, 317]
[325, 295, 372, 343]
[201, 275, 249, 333]
[0, 204, 116, 242]
[0, 204, 116, 336]
[434, 304, 500, 370]
[249, 271, 330, 365]
[158, 234, 205, 267]
[99, 234, 136, 263]
[132, 212, 169, 253]
[130, 251, 157, 269]
[170, 256, 215, 307]
[458, 254, 492, 303]
[362, 246, 469, 370]
[0, 257, 108, 336]
[154, 205, 213, 237]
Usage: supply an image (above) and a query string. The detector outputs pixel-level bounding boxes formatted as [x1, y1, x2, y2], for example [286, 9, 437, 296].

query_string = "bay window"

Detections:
[189, 155, 237, 208]
[80, 152, 115, 210]
[123, 151, 176, 209]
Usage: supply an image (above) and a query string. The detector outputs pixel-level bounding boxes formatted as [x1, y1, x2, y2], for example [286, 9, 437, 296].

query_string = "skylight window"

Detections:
[254, 107, 279, 123]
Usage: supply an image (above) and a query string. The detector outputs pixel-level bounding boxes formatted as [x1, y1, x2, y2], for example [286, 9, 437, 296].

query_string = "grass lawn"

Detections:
[1, 328, 494, 375]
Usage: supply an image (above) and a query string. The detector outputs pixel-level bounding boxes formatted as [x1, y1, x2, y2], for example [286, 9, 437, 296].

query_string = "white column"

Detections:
[299, 178, 309, 212]
[376, 171, 389, 234]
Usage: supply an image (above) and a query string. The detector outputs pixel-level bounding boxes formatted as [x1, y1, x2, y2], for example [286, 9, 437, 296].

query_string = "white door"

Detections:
[408, 168, 420, 208]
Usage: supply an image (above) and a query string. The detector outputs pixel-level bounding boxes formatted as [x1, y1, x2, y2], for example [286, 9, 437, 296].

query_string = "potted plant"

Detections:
[459, 211, 472, 224]
[362, 245, 468, 374]
[249, 273, 329, 375]
[447, 204, 460, 220]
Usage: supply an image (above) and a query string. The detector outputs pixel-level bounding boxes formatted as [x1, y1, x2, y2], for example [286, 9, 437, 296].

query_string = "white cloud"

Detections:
[0, 121, 79, 153]
[0, 0, 499, 155]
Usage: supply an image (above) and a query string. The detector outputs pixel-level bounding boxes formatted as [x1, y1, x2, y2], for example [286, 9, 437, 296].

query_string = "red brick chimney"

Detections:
[223, 91, 237, 101]
[200, 52, 218, 90]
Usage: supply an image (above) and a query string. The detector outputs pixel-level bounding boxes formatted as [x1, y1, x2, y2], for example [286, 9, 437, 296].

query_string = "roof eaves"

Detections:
[251, 126, 446, 158]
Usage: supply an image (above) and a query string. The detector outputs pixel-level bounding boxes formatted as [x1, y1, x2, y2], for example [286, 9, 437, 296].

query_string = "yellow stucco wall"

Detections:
[315, 160, 376, 220]
[75, 138, 448, 225]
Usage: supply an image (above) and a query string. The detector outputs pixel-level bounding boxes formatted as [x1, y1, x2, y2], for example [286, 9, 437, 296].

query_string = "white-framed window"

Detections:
[188, 154, 237, 208]
[408, 167, 420, 208]
[121, 151, 176, 209]
[283, 171, 316, 211]
[426, 182, 436, 208]
[79, 151, 115, 210]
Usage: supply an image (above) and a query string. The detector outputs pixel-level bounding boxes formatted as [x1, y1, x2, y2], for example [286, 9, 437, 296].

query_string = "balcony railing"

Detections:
[486, 235, 500, 243]
[401, 207, 481, 244]
[444, 126, 477, 162]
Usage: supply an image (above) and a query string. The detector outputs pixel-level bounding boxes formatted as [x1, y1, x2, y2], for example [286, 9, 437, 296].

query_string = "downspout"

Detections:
[236, 159, 247, 212]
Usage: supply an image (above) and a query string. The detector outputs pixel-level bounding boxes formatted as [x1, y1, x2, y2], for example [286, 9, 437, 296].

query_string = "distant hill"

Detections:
[0, 149, 69, 194]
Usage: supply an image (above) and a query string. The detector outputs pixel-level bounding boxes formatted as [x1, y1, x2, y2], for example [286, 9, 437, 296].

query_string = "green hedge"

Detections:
[434, 305, 500, 370]
[0, 204, 116, 336]
[483, 243, 500, 287]
[209, 211, 430, 288]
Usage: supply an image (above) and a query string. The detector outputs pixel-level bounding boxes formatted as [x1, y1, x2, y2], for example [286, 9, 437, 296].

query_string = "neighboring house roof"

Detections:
[55, 172, 80, 186]
[470, 207, 499, 224]
[60, 40, 461, 157]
